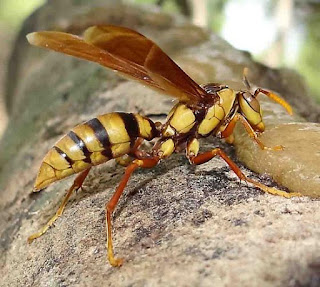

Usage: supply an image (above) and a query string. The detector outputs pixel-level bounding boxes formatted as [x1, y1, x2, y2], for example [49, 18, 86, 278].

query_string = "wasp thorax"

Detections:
[239, 91, 265, 132]
[162, 103, 196, 137]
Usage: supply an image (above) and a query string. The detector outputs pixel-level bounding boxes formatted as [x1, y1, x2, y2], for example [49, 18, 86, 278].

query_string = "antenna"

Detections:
[242, 67, 251, 90]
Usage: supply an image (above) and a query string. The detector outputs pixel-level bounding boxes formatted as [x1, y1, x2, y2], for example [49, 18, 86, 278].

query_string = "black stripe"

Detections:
[86, 118, 113, 159]
[118, 113, 139, 144]
[148, 119, 159, 139]
[67, 131, 92, 163]
[53, 146, 74, 166]
[194, 107, 207, 123]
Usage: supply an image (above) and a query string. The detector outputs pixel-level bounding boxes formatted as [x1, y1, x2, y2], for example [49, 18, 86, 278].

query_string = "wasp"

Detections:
[26, 25, 300, 267]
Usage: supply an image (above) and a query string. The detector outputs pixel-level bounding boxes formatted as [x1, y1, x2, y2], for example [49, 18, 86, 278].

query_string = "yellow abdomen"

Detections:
[34, 113, 156, 191]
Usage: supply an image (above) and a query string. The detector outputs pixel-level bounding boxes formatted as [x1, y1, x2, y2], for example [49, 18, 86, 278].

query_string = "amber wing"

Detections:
[27, 25, 211, 104]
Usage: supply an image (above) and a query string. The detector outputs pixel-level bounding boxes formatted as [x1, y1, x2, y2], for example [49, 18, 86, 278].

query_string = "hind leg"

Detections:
[28, 168, 91, 243]
[105, 157, 159, 267]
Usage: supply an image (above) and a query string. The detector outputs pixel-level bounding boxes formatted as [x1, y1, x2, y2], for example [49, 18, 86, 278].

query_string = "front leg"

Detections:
[186, 138, 300, 198]
[220, 114, 283, 151]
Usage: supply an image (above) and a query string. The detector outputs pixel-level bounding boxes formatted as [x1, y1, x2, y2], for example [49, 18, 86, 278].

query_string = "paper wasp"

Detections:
[26, 25, 300, 267]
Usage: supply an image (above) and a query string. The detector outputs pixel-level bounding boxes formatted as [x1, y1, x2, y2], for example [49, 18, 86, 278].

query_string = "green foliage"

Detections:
[126, 0, 181, 14]
[127, 0, 227, 31]
[208, 0, 227, 32]
[297, 6, 320, 102]
[133, 0, 157, 4]
[0, 0, 44, 28]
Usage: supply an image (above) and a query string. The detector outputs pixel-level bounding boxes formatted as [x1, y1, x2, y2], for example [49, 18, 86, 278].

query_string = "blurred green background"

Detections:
[132, 0, 320, 104]
[0, 0, 319, 136]
[0, 0, 44, 28]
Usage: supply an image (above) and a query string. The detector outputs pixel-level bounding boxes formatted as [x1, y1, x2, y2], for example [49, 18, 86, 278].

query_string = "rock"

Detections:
[0, 1, 319, 287]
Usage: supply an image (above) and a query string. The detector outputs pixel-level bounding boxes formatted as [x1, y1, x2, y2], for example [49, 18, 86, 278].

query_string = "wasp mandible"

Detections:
[26, 25, 300, 267]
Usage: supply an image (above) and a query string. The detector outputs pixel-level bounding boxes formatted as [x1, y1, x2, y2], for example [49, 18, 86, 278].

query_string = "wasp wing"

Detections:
[26, 30, 162, 91]
[27, 25, 211, 103]
[83, 25, 209, 103]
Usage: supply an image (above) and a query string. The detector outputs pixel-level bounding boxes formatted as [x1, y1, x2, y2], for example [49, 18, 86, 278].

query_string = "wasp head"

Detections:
[238, 91, 265, 132]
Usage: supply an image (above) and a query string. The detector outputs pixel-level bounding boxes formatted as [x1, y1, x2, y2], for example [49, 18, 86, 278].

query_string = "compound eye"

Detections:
[242, 92, 260, 113]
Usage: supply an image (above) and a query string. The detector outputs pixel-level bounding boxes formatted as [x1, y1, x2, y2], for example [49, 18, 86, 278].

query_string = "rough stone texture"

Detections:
[0, 1, 319, 287]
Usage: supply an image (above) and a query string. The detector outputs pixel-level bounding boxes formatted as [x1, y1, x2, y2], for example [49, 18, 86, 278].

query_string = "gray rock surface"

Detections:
[0, 1, 319, 287]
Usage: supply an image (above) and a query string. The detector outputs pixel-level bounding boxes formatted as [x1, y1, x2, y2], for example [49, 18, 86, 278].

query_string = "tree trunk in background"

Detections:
[266, 0, 293, 67]
[191, 0, 208, 27]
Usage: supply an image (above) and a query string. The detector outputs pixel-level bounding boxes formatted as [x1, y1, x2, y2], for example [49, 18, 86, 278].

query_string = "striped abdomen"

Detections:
[34, 113, 157, 191]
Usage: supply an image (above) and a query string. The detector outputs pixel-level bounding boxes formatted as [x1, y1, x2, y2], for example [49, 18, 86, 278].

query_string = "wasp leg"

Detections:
[189, 147, 301, 198]
[225, 134, 235, 144]
[28, 168, 91, 243]
[221, 114, 283, 151]
[106, 157, 159, 267]
[115, 138, 148, 167]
